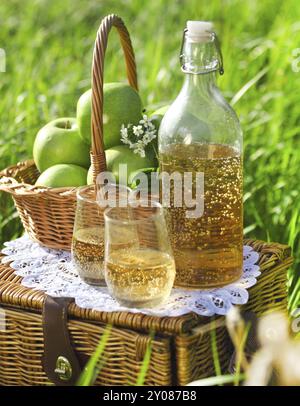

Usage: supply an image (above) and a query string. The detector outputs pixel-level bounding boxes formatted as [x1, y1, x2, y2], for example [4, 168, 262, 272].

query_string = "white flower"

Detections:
[133, 125, 143, 136]
[148, 121, 155, 131]
[145, 130, 156, 144]
[143, 133, 151, 144]
[128, 141, 138, 150]
[120, 114, 158, 157]
[120, 124, 131, 145]
[120, 124, 128, 138]
[137, 139, 145, 147]
[134, 147, 145, 158]
[140, 114, 148, 125]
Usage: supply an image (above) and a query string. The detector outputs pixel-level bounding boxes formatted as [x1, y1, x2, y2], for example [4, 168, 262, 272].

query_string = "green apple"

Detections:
[35, 164, 88, 188]
[76, 83, 143, 149]
[105, 145, 156, 185]
[33, 117, 90, 173]
[129, 167, 158, 189]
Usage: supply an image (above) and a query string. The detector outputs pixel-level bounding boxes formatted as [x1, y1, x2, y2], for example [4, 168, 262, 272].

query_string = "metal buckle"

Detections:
[54, 356, 73, 381]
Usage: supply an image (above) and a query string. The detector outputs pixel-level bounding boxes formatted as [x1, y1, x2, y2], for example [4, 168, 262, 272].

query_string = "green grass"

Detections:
[77, 324, 112, 386]
[0, 0, 300, 306]
[135, 331, 154, 386]
[77, 325, 153, 386]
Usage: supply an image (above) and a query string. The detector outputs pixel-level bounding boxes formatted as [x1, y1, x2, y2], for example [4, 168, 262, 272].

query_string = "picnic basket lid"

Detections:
[0, 239, 292, 334]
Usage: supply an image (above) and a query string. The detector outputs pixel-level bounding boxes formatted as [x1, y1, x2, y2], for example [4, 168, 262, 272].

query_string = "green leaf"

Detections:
[135, 331, 154, 386]
[77, 324, 112, 386]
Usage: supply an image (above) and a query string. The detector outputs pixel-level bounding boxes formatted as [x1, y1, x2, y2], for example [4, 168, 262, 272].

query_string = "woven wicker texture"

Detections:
[0, 309, 171, 386]
[0, 14, 138, 250]
[0, 239, 292, 386]
[174, 239, 292, 385]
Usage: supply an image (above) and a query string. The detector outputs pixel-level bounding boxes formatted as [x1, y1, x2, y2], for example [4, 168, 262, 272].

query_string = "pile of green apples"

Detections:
[33, 83, 166, 188]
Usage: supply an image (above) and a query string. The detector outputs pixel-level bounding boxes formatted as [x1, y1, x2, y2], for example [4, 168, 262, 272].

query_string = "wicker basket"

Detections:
[0, 14, 138, 250]
[0, 239, 292, 386]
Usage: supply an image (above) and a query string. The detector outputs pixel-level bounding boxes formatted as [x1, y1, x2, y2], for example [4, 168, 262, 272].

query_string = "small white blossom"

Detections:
[133, 125, 143, 136]
[120, 124, 128, 137]
[148, 121, 155, 130]
[142, 134, 151, 144]
[120, 124, 130, 145]
[120, 114, 157, 158]
[140, 114, 148, 125]
[134, 148, 145, 157]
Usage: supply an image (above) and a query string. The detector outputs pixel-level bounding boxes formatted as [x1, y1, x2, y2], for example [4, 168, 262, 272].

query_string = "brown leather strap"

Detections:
[42, 296, 82, 386]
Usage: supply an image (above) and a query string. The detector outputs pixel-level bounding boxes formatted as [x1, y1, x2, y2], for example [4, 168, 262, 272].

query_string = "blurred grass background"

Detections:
[0, 0, 300, 308]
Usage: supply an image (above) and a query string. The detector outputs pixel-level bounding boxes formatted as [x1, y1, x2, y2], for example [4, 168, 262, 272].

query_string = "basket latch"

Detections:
[42, 296, 82, 386]
[55, 356, 73, 381]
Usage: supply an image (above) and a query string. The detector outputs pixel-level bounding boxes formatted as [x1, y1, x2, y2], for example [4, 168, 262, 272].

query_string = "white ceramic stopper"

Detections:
[186, 21, 213, 41]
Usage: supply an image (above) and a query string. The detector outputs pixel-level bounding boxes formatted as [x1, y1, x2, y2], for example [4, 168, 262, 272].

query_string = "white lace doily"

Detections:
[1, 235, 260, 317]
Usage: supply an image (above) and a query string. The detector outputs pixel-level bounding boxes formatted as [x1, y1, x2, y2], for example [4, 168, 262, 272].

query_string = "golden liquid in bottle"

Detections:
[72, 226, 105, 286]
[106, 248, 176, 308]
[160, 143, 243, 288]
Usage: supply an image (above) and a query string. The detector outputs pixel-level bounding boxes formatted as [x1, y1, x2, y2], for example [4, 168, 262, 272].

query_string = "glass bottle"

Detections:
[159, 21, 243, 289]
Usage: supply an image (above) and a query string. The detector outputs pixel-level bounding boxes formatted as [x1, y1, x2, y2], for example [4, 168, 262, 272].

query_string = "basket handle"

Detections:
[90, 14, 138, 182]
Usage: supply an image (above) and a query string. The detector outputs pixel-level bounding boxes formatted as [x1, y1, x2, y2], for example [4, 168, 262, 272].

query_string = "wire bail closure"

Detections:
[179, 28, 224, 75]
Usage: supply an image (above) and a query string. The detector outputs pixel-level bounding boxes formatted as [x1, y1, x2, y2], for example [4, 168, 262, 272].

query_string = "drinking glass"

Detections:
[72, 184, 130, 286]
[104, 201, 176, 308]
[72, 185, 106, 286]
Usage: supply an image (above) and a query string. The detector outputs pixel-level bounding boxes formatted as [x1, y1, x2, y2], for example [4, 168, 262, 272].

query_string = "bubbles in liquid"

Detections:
[106, 248, 176, 308]
[160, 143, 243, 288]
[72, 225, 139, 286]
[72, 226, 105, 286]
